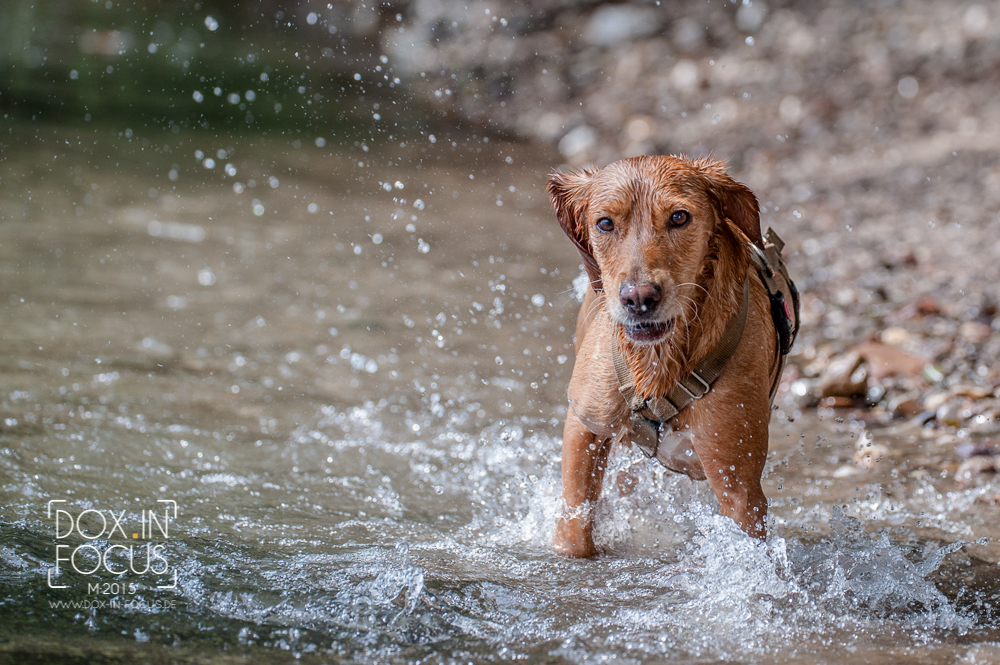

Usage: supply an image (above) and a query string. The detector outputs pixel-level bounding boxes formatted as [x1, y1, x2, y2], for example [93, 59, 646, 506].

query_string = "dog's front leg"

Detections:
[697, 437, 768, 539]
[553, 409, 611, 558]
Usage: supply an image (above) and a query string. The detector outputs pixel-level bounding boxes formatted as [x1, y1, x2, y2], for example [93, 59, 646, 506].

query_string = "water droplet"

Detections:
[198, 268, 216, 286]
[898, 76, 919, 99]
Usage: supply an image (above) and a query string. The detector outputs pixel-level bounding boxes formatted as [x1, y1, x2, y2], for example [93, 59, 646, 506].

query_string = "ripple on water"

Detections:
[137, 405, 981, 662]
[0, 403, 991, 663]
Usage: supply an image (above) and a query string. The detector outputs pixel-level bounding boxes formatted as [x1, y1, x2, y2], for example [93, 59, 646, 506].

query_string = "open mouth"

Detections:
[624, 319, 673, 343]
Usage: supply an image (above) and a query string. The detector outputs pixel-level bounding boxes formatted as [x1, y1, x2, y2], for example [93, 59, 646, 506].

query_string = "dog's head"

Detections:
[548, 155, 761, 345]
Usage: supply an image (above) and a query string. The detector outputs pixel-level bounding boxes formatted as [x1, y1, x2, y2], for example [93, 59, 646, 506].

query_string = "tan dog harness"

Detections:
[611, 228, 799, 460]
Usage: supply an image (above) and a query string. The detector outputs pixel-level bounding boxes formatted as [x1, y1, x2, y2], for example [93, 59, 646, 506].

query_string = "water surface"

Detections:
[1, 121, 999, 663]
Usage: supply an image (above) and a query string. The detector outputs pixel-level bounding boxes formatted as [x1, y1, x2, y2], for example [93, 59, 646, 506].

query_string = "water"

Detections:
[1, 120, 999, 663]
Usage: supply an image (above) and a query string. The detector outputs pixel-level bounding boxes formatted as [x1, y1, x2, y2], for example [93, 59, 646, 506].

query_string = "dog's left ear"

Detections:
[547, 169, 603, 291]
[696, 159, 763, 249]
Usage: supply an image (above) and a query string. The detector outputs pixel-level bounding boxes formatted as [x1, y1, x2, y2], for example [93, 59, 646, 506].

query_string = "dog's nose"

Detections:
[619, 282, 661, 314]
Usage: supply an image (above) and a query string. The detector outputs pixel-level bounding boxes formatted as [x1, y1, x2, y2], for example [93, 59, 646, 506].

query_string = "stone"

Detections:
[583, 6, 663, 47]
[936, 400, 966, 426]
[854, 341, 927, 382]
[924, 391, 951, 411]
[879, 326, 912, 346]
[887, 394, 924, 418]
[951, 384, 993, 399]
[956, 442, 996, 458]
[818, 350, 865, 397]
[959, 320, 992, 344]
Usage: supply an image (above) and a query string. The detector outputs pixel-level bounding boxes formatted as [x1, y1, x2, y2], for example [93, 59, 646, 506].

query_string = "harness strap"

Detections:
[612, 276, 750, 458]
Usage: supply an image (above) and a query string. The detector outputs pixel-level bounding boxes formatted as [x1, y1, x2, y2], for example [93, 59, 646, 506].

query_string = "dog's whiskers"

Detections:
[677, 281, 710, 297]
[585, 292, 606, 320]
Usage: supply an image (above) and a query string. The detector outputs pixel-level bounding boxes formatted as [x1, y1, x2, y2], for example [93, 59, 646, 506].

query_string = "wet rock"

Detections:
[818, 350, 865, 398]
[887, 394, 924, 418]
[854, 341, 927, 383]
[935, 400, 966, 427]
[955, 456, 998, 486]
[890, 296, 943, 322]
[669, 60, 701, 92]
[950, 384, 993, 399]
[923, 391, 951, 412]
[583, 6, 662, 47]
[822, 396, 856, 408]
[935, 433, 961, 447]
[956, 442, 996, 458]
[959, 320, 992, 343]
[879, 326, 912, 346]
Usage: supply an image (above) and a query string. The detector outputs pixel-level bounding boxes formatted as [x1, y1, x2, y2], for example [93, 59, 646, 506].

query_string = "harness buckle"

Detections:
[646, 396, 679, 422]
[680, 371, 710, 399]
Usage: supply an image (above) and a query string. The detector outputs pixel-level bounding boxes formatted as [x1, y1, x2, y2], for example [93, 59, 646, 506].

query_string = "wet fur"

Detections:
[548, 156, 779, 558]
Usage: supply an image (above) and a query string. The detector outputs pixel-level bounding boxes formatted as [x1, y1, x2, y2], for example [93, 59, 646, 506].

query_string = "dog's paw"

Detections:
[552, 519, 598, 558]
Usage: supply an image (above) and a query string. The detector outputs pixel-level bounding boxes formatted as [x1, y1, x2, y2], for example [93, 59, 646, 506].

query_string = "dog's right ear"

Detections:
[547, 169, 602, 292]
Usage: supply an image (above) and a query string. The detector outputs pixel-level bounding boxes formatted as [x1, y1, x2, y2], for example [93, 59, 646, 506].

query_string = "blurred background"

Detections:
[7, 0, 1000, 161]
[3, 1, 1000, 662]
[5, 0, 1000, 395]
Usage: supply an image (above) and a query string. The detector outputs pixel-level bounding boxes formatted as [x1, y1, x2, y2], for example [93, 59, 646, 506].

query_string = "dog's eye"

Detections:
[669, 210, 691, 227]
[596, 217, 615, 233]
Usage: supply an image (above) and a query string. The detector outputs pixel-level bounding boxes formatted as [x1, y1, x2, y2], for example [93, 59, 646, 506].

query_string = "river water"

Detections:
[1, 120, 999, 663]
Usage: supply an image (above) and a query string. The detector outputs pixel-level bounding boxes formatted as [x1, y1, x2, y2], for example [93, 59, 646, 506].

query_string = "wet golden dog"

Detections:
[548, 155, 788, 558]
